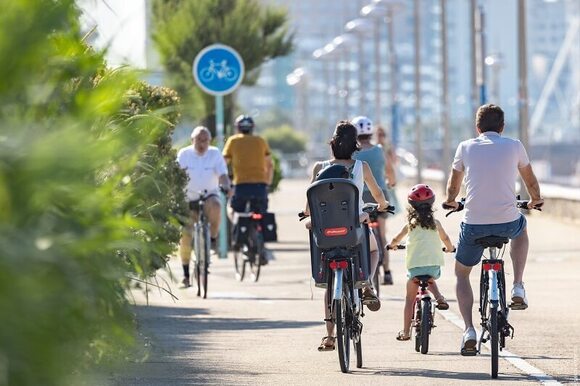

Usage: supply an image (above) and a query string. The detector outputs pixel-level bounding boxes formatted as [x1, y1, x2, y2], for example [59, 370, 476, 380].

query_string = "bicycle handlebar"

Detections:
[442, 197, 542, 217]
[386, 244, 456, 253]
[362, 203, 396, 215]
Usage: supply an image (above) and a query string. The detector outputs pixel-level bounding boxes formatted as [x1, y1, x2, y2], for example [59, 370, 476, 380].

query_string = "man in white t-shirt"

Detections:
[177, 126, 231, 287]
[443, 104, 544, 355]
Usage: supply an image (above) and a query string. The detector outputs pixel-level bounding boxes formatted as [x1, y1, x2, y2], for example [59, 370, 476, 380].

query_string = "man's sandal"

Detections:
[317, 336, 335, 351]
[396, 331, 411, 341]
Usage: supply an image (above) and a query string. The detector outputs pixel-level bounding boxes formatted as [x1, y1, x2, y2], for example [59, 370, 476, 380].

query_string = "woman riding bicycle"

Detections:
[387, 184, 454, 341]
[303, 120, 389, 351]
[352, 116, 397, 285]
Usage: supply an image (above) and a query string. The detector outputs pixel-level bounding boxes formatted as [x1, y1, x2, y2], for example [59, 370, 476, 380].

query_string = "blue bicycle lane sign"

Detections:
[193, 44, 245, 96]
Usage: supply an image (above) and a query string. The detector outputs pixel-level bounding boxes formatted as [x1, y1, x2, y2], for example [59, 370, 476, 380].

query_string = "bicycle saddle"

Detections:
[474, 235, 509, 248]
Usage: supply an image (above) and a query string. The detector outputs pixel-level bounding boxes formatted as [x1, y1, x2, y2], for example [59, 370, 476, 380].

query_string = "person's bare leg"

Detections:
[402, 279, 419, 336]
[205, 196, 222, 239]
[455, 261, 474, 329]
[322, 289, 334, 347]
[378, 217, 389, 271]
[427, 280, 443, 301]
[510, 227, 528, 284]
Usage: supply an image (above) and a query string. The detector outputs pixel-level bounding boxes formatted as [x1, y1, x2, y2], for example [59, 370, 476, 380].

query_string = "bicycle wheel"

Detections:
[420, 299, 431, 354]
[490, 303, 499, 378]
[199, 224, 210, 299]
[414, 301, 421, 352]
[193, 223, 202, 297]
[352, 285, 362, 368]
[335, 281, 351, 373]
[249, 227, 263, 282]
[233, 243, 246, 281]
[355, 337, 362, 368]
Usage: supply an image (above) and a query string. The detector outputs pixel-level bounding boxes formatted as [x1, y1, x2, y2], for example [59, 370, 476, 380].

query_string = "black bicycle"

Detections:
[233, 198, 267, 282]
[444, 197, 541, 378]
[190, 191, 212, 299]
[301, 201, 393, 373]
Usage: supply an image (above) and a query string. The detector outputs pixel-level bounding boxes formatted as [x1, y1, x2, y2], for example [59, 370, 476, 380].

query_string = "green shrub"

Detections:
[0, 2, 186, 385]
[262, 124, 307, 154]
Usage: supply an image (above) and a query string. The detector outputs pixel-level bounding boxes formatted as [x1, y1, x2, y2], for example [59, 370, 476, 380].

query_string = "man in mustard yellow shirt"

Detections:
[223, 115, 273, 214]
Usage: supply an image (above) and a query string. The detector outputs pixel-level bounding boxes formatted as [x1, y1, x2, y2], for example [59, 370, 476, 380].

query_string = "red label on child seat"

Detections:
[324, 227, 348, 236]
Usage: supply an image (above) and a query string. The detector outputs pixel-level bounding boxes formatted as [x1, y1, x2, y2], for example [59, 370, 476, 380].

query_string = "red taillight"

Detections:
[251, 213, 263, 220]
[482, 263, 502, 271]
[324, 227, 348, 236]
[329, 260, 348, 270]
[368, 221, 379, 229]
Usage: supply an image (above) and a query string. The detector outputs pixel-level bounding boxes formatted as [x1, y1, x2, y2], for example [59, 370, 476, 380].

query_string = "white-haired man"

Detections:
[177, 126, 231, 287]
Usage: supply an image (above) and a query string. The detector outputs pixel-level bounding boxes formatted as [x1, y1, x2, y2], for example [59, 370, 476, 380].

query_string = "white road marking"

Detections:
[438, 309, 563, 385]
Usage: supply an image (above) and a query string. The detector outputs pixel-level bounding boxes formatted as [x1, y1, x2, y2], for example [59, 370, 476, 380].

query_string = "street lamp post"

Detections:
[485, 53, 503, 103]
[370, 0, 405, 147]
[414, 0, 423, 183]
[345, 17, 373, 116]
[361, 2, 389, 124]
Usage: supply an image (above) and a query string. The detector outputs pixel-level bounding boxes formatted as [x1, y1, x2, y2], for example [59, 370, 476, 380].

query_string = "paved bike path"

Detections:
[107, 179, 580, 385]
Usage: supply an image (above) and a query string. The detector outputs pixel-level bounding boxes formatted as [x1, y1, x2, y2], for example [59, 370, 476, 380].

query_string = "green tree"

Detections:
[262, 124, 307, 154]
[151, 0, 294, 124]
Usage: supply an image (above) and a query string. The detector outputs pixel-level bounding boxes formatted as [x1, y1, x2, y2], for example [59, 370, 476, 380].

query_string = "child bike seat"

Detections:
[307, 178, 365, 249]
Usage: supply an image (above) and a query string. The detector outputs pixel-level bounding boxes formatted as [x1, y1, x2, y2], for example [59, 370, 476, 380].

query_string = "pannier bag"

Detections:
[261, 212, 277, 242]
[233, 216, 252, 246]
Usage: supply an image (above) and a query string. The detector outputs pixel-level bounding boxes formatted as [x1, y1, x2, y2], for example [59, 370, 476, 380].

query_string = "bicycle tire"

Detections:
[249, 227, 263, 282]
[355, 337, 362, 368]
[414, 301, 421, 352]
[200, 224, 210, 299]
[335, 280, 350, 373]
[193, 223, 202, 297]
[233, 248, 246, 281]
[420, 299, 431, 354]
[490, 303, 499, 378]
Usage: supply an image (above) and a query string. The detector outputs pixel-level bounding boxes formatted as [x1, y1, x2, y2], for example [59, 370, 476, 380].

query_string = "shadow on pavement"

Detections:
[109, 304, 320, 385]
[352, 367, 532, 382]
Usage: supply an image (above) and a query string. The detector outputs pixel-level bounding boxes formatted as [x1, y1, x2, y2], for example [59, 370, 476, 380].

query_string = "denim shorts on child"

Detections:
[455, 214, 527, 267]
[408, 265, 441, 280]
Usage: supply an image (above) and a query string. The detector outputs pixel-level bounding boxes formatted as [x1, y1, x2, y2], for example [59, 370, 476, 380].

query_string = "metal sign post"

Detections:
[193, 44, 245, 259]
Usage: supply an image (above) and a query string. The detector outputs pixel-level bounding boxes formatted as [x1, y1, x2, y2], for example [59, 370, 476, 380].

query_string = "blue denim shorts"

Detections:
[455, 215, 527, 267]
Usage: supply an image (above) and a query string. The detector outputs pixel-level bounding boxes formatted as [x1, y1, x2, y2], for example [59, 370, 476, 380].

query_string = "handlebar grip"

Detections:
[386, 244, 406, 250]
[298, 211, 308, 221]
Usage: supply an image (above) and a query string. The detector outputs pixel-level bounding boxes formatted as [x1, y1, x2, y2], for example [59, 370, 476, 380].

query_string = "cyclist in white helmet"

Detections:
[352, 116, 397, 285]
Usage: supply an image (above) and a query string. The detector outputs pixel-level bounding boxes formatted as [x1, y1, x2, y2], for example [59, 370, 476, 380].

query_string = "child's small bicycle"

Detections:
[388, 244, 454, 354]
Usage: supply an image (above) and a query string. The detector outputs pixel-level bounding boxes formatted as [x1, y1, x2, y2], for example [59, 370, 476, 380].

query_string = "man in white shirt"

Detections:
[177, 126, 231, 287]
[443, 104, 544, 355]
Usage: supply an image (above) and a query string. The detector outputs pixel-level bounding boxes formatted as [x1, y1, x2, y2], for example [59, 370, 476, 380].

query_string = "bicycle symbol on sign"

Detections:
[200, 60, 238, 82]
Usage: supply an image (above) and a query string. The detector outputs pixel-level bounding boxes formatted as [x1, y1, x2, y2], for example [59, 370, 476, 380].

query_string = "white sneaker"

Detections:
[511, 282, 528, 310]
[460, 327, 477, 356]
